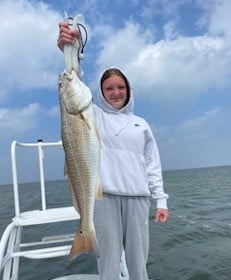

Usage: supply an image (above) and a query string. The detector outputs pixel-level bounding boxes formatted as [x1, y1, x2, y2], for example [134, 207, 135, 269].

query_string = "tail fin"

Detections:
[69, 228, 99, 260]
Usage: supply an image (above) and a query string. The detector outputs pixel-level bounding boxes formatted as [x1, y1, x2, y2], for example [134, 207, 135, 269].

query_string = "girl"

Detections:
[58, 23, 169, 280]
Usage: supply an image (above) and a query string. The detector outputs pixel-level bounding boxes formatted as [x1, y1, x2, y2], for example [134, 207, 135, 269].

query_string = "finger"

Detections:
[155, 211, 169, 223]
[154, 212, 160, 222]
[160, 212, 169, 222]
[57, 30, 78, 50]
[59, 21, 69, 28]
[159, 214, 166, 222]
[59, 23, 80, 37]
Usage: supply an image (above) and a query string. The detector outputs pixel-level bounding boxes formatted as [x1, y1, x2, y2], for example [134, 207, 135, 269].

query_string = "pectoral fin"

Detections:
[80, 112, 92, 130]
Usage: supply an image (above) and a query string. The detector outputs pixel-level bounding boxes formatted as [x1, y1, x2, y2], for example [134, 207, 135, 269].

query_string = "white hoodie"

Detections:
[93, 77, 168, 209]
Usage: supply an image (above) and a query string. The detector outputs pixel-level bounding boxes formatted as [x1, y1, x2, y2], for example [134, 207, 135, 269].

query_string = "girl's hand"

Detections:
[154, 208, 169, 223]
[57, 22, 80, 51]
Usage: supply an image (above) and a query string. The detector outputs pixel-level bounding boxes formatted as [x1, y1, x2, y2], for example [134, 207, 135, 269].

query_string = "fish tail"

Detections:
[69, 229, 99, 260]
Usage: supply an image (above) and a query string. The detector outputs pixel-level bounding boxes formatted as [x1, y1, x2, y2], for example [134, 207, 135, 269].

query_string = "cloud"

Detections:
[162, 107, 226, 144]
[95, 21, 151, 70]
[1, 0, 229, 105]
[140, 0, 190, 19]
[197, 0, 231, 36]
[0, 0, 62, 101]
[154, 107, 229, 169]
[90, 0, 230, 104]
[0, 103, 43, 137]
[94, 18, 229, 102]
[47, 105, 60, 118]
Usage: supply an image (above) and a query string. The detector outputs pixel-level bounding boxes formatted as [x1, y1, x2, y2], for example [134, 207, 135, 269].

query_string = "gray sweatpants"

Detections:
[94, 193, 150, 280]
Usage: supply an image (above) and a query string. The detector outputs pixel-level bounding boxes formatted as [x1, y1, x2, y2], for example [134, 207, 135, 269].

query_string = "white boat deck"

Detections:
[0, 140, 130, 280]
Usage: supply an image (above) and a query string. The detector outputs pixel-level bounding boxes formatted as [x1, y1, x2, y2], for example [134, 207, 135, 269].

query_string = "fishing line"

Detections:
[77, 23, 88, 54]
[66, 16, 88, 55]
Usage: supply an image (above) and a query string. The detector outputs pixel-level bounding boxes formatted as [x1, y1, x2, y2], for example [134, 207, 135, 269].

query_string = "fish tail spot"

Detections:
[69, 229, 99, 260]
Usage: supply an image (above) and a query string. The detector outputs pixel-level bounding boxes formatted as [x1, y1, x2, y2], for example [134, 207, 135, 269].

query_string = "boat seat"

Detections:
[53, 275, 100, 280]
[13, 206, 79, 226]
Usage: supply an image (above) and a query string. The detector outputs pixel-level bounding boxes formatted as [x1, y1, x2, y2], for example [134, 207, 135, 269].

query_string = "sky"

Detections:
[0, 0, 230, 185]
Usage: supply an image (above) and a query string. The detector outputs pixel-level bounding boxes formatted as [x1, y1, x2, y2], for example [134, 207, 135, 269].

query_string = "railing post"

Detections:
[11, 141, 20, 217]
[37, 140, 46, 210]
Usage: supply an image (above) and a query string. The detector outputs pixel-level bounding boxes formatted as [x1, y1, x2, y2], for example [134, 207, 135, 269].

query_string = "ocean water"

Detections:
[0, 165, 231, 280]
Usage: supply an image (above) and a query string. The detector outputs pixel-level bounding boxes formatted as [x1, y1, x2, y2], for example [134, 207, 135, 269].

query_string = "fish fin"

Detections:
[80, 112, 91, 130]
[69, 183, 81, 214]
[95, 179, 103, 200]
[94, 123, 101, 141]
[64, 162, 80, 214]
[69, 229, 99, 260]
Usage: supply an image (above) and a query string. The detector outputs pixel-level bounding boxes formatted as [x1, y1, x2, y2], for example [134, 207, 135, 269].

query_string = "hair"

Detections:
[100, 68, 131, 106]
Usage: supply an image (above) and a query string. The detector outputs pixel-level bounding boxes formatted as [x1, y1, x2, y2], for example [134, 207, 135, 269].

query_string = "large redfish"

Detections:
[58, 69, 102, 260]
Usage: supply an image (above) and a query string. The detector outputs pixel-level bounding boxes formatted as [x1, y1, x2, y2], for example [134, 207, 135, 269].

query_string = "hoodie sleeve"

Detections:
[144, 125, 169, 209]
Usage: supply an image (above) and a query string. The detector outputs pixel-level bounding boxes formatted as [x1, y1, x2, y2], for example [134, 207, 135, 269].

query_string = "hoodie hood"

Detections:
[98, 68, 134, 115]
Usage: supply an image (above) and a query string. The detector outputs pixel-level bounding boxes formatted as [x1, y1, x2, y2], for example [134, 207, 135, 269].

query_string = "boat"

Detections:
[0, 140, 129, 280]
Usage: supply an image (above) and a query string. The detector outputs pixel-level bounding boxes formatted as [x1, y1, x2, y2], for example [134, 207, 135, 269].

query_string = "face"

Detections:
[101, 75, 128, 109]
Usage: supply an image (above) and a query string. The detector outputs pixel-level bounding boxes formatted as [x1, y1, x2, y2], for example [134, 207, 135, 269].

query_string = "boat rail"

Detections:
[0, 140, 129, 280]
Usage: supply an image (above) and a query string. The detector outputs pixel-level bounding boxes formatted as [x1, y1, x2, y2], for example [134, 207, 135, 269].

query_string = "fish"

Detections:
[58, 69, 102, 260]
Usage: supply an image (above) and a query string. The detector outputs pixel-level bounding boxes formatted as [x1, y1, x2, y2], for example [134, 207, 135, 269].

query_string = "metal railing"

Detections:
[11, 140, 63, 216]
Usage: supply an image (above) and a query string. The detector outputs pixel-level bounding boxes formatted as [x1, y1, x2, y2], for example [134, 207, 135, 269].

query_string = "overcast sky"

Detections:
[0, 0, 230, 185]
